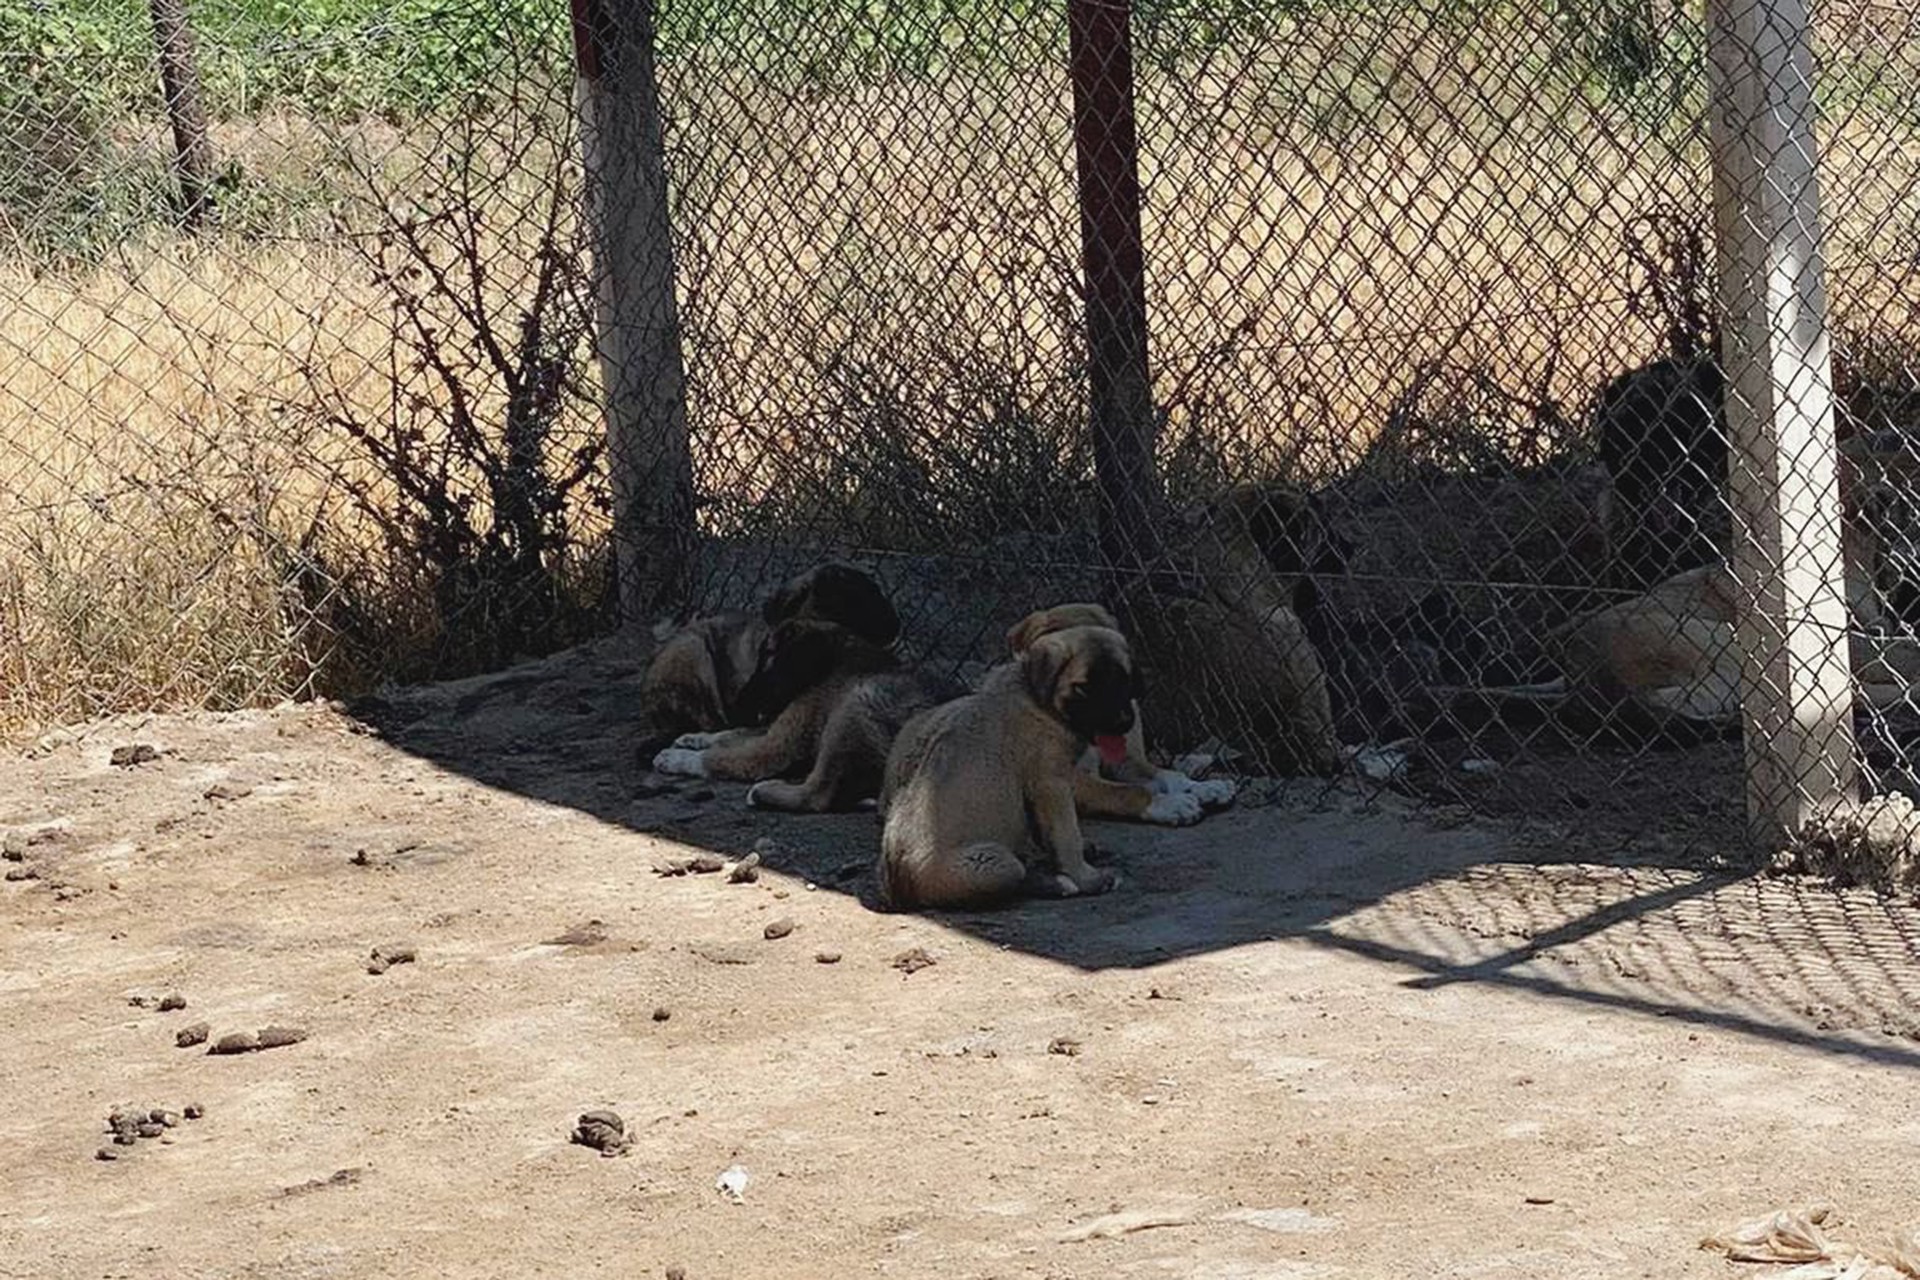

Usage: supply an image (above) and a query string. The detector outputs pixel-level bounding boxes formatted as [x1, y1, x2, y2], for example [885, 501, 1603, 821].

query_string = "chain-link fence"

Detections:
[3, 0, 1918, 882]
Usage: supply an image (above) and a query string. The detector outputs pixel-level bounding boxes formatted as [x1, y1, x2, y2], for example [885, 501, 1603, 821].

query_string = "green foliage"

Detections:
[1, 0, 568, 123]
[0, 0, 1909, 259]
[1552, 0, 1706, 131]
[190, 0, 569, 116]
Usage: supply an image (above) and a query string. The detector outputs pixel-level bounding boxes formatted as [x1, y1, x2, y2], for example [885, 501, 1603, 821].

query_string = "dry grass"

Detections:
[0, 116, 601, 735]
[4, 17, 1919, 740]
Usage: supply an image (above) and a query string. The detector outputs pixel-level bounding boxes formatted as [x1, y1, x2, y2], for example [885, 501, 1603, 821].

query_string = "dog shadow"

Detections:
[349, 625, 1920, 1072]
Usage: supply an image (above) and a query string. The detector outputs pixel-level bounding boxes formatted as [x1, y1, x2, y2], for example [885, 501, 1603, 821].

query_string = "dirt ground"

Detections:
[4, 636, 1919, 1280]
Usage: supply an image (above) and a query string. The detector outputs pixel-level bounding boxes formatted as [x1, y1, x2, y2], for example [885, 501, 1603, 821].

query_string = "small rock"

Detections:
[751, 837, 784, 859]
[367, 943, 418, 975]
[208, 1026, 306, 1054]
[546, 920, 609, 947]
[183, 1103, 205, 1120]
[203, 781, 254, 801]
[95, 1146, 120, 1162]
[149, 1109, 181, 1128]
[1524, 1195, 1556, 1206]
[570, 1109, 631, 1156]
[2, 832, 25, 860]
[575, 1108, 623, 1134]
[690, 943, 755, 966]
[176, 1022, 210, 1049]
[763, 917, 796, 941]
[666, 1268, 687, 1280]
[814, 951, 842, 965]
[891, 946, 936, 975]
[279, 1167, 365, 1197]
[158, 993, 187, 1012]
[136, 1121, 165, 1139]
[53, 883, 84, 901]
[349, 848, 373, 867]
[110, 744, 160, 768]
[210, 1031, 261, 1055]
[1047, 1037, 1083, 1057]
[5, 867, 39, 882]
[652, 1006, 671, 1022]
[687, 854, 726, 875]
[652, 858, 692, 877]
[728, 852, 761, 884]
[112, 1132, 139, 1146]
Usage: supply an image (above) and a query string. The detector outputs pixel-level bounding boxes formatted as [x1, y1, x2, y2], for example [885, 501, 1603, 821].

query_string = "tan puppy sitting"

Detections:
[879, 623, 1154, 910]
[1005, 603, 1237, 820]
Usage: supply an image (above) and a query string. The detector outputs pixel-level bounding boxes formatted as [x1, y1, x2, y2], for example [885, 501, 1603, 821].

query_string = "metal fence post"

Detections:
[1704, 0, 1858, 849]
[147, 0, 217, 231]
[572, 0, 695, 625]
[1068, 0, 1163, 583]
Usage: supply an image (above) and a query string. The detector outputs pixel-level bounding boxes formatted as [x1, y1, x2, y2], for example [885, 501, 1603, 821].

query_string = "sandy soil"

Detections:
[4, 637, 1918, 1280]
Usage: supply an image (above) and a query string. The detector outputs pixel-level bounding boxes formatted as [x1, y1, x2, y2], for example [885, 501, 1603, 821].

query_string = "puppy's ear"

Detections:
[1006, 609, 1051, 656]
[734, 620, 846, 722]
[1019, 634, 1076, 712]
[1075, 603, 1120, 633]
[1007, 604, 1117, 655]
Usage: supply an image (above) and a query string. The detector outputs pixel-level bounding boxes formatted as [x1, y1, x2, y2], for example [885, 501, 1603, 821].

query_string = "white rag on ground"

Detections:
[1701, 1206, 1920, 1279]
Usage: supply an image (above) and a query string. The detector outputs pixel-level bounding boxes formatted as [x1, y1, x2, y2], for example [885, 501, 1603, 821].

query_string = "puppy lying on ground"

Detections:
[1519, 431, 1920, 736]
[691, 614, 967, 817]
[651, 618, 957, 796]
[638, 561, 899, 754]
[1005, 603, 1237, 818]
[877, 622, 1148, 909]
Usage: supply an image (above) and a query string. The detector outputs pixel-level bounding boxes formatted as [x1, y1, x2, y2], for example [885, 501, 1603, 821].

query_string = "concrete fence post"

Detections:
[572, 0, 695, 625]
[1704, 0, 1858, 849]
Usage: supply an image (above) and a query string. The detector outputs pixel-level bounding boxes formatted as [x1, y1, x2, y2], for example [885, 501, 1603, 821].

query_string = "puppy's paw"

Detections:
[1148, 769, 1183, 795]
[1188, 777, 1237, 809]
[1069, 865, 1120, 896]
[652, 747, 709, 778]
[744, 780, 773, 808]
[1143, 790, 1204, 827]
[672, 732, 720, 750]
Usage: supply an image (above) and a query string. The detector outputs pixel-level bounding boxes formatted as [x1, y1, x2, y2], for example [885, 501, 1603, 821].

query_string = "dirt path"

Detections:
[3, 642, 1918, 1279]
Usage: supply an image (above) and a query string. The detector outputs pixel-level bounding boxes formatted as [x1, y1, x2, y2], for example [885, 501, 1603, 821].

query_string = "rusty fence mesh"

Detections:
[3, 0, 1919, 882]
